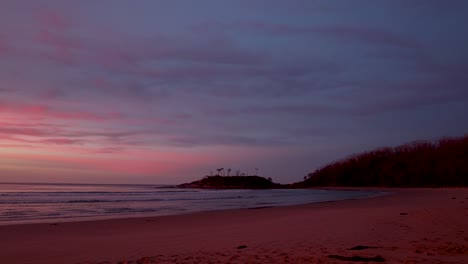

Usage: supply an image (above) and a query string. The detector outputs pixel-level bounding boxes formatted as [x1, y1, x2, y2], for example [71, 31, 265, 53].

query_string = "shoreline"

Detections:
[1, 188, 467, 263]
[0, 188, 384, 227]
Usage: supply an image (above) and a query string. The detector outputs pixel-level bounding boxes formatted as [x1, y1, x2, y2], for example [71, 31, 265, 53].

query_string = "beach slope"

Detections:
[0, 188, 467, 263]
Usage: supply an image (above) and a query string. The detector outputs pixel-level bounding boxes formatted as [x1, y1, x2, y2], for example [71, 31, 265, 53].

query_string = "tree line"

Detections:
[294, 135, 468, 187]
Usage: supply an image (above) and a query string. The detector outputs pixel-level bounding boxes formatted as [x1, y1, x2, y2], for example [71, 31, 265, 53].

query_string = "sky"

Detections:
[1, 0, 467, 184]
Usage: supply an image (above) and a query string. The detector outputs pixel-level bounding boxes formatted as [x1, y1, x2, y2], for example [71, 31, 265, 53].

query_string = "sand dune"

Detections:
[1, 188, 467, 263]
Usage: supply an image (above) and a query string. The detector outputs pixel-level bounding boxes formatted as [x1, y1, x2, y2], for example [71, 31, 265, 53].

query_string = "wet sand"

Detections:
[0, 188, 467, 263]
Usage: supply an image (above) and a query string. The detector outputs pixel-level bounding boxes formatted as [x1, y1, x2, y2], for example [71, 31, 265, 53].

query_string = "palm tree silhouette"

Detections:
[216, 168, 225, 176]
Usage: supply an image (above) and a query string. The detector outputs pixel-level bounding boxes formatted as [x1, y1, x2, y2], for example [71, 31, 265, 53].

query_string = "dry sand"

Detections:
[0, 188, 467, 264]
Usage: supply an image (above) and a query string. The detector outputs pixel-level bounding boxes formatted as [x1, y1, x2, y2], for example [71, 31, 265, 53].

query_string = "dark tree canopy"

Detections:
[293, 135, 468, 188]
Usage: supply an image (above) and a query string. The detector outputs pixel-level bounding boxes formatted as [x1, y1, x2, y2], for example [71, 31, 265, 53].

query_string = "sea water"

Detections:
[0, 183, 383, 225]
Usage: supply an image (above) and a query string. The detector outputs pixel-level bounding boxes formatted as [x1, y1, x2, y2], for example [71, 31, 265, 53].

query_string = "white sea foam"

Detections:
[0, 183, 382, 225]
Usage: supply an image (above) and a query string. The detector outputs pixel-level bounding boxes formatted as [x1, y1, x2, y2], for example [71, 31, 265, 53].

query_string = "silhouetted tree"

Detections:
[216, 168, 225, 176]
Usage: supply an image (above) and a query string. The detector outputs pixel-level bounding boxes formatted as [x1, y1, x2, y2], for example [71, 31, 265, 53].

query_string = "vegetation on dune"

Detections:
[178, 167, 282, 189]
[178, 175, 283, 189]
[293, 135, 468, 188]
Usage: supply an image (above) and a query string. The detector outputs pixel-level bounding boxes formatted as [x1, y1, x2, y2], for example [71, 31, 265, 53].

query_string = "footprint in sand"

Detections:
[347, 245, 382, 250]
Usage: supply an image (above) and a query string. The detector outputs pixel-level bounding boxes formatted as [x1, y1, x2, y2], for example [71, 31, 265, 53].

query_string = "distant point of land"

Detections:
[177, 175, 284, 189]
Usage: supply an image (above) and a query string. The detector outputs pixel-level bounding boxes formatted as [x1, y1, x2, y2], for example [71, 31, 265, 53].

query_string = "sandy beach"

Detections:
[1, 188, 467, 264]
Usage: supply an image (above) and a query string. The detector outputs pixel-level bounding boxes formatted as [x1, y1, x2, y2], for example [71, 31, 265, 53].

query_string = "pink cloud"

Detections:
[0, 127, 50, 137]
[0, 143, 37, 149]
[36, 30, 75, 65]
[1, 100, 122, 122]
[89, 147, 125, 154]
[93, 77, 113, 91]
[37, 10, 70, 31]
[79, 158, 173, 175]
[41, 138, 82, 145]
[38, 87, 67, 99]
[0, 119, 150, 150]
[19, 105, 49, 115]
[52, 110, 122, 121]
[29, 10, 86, 66]
[0, 147, 215, 177]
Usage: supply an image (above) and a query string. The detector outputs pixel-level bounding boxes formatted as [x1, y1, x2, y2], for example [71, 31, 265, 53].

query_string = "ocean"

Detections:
[0, 183, 382, 225]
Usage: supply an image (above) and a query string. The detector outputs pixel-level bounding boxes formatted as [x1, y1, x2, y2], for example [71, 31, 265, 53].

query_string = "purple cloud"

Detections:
[196, 21, 420, 49]
[1, 1, 467, 183]
[0, 35, 9, 55]
[312, 25, 419, 49]
[165, 134, 288, 148]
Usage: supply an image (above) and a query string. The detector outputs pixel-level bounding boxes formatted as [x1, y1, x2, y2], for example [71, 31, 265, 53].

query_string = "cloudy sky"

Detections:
[1, 0, 467, 184]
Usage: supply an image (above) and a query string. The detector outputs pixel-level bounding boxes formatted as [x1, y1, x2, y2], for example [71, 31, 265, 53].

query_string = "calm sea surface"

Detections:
[0, 183, 383, 225]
